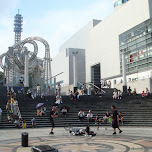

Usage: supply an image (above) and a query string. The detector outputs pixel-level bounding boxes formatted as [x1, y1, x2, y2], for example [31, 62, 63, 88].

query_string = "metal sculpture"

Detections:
[0, 36, 52, 89]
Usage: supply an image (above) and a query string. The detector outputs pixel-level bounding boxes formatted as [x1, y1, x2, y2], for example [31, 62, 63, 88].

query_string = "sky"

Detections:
[0, 0, 114, 58]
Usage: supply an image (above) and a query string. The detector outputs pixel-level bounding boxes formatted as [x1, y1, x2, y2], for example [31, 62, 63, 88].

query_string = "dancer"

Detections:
[49, 106, 58, 135]
[111, 105, 122, 134]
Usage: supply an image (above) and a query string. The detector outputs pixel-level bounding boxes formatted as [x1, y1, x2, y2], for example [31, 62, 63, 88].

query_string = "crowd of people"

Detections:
[112, 86, 151, 99]
[5, 88, 38, 129]
[1, 79, 152, 136]
[127, 86, 151, 97]
[77, 109, 124, 126]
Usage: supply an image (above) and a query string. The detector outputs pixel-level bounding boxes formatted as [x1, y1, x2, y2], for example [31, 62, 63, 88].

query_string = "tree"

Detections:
[0, 71, 4, 81]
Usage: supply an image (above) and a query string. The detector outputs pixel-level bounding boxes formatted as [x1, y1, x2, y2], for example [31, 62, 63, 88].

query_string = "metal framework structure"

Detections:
[0, 36, 52, 89]
[14, 10, 23, 43]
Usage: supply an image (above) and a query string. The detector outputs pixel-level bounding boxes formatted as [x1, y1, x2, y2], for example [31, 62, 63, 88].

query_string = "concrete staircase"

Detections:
[0, 86, 152, 128]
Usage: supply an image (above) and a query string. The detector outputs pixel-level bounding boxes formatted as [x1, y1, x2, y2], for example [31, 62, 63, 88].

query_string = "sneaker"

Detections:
[49, 132, 54, 135]
[113, 132, 116, 135]
[119, 130, 122, 134]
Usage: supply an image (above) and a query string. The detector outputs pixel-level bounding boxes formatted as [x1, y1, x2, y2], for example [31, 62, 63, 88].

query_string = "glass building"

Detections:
[119, 19, 152, 74]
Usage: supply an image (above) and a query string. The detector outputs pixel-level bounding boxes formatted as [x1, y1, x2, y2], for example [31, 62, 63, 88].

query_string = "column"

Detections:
[24, 54, 29, 88]
[122, 51, 127, 94]
[73, 55, 78, 87]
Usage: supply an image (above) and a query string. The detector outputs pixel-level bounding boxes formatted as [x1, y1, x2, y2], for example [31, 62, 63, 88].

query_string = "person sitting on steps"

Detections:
[87, 110, 93, 122]
[118, 112, 124, 125]
[103, 111, 111, 123]
[127, 86, 132, 95]
[113, 89, 117, 99]
[95, 114, 101, 125]
[118, 90, 122, 100]
[78, 109, 85, 121]
[132, 88, 137, 96]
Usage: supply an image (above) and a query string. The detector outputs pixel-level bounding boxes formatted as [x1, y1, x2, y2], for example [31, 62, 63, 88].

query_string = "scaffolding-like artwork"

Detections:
[0, 36, 52, 89]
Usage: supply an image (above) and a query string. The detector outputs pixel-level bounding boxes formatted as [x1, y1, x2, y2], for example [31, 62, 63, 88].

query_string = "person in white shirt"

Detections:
[87, 110, 93, 122]
[61, 107, 67, 117]
[55, 94, 62, 105]
[113, 89, 117, 99]
[118, 90, 122, 100]
[146, 88, 150, 97]
[0, 108, 2, 122]
[78, 109, 85, 121]
[100, 79, 104, 88]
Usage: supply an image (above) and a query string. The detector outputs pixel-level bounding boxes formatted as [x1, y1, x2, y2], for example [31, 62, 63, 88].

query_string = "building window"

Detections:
[114, 0, 129, 8]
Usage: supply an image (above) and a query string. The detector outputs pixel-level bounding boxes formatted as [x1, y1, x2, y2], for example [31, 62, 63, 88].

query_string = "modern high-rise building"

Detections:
[14, 9, 23, 43]
[51, 0, 152, 94]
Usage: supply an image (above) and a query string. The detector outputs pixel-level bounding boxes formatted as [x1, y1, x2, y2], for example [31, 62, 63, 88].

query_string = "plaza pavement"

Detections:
[0, 126, 152, 152]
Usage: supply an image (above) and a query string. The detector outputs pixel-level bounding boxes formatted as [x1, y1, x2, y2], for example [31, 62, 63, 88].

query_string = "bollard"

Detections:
[22, 132, 28, 147]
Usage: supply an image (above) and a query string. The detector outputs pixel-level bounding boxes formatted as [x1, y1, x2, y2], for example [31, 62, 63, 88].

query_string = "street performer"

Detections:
[49, 106, 59, 135]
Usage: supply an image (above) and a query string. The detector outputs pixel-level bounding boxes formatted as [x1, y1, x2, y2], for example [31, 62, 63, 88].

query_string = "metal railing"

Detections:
[77, 82, 106, 94]
[86, 82, 106, 94]
[17, 107, 22, 119]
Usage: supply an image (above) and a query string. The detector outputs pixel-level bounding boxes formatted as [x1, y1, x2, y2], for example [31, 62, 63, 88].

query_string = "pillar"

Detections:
[24, 54, 29, 93]
[73, 54, 78, 87]
[122, 51, 127, 94]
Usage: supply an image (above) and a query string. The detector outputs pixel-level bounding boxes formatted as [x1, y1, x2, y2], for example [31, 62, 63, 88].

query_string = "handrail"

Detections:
[77, 81, 106, 94]
[77, 81, 83, 86]
[86, 82, 106, 94]
[17, 107, 22, 119]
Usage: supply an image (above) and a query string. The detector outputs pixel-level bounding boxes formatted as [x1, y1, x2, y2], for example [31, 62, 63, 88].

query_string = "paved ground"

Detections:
[0, 127, 152, 152]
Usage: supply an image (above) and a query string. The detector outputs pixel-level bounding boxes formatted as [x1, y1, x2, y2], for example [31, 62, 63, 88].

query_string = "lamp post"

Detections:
[72, 51, 78, 92]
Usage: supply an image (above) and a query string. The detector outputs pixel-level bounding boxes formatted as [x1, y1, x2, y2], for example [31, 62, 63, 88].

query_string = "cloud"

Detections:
[22, 0, 113, 58]
[0, 0, 113, 60]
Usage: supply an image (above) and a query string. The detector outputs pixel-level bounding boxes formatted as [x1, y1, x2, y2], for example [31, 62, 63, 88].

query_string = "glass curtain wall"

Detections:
[119, 19, 152, 73]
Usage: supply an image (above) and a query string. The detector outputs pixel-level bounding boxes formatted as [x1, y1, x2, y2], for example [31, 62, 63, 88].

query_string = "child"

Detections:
[22, 119, 27, 129]
[31, 118, 36, 128]
[142, 91, 145, 97]
[95, 114, 101, 125]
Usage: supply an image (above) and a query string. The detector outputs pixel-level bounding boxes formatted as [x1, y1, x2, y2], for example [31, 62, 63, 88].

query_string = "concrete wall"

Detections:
[59, 20, 101, 53]
[51, 48, 86, 87]
[51, 50, 69, 86]
[114, 78, 151, 93]
[61, 84, 74, 95]
[86, 0, 150, 83]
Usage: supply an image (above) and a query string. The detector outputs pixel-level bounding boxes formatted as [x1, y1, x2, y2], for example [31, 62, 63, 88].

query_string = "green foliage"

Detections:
[0, 71, 4, 81]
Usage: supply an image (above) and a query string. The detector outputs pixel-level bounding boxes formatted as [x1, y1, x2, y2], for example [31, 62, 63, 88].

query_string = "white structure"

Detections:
[24, 54, 29, 87]
[52, 0, 152, 94]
